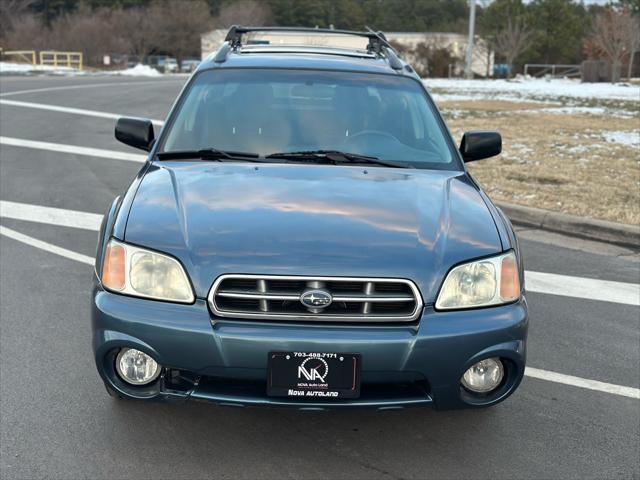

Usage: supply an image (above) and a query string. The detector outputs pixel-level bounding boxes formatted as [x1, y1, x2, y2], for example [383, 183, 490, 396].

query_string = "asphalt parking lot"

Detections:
[1, 75, 639, 479]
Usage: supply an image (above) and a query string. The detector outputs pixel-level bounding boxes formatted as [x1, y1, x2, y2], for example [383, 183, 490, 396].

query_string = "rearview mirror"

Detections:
[459, 131, 501, 162]
[115, 117, 155, 151]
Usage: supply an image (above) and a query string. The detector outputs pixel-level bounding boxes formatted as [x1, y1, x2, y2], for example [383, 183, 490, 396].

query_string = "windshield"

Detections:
[161, 69, 459, 169]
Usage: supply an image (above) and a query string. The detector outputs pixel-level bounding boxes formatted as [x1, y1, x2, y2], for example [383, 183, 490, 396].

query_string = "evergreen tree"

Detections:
[524, 0, 590, 64]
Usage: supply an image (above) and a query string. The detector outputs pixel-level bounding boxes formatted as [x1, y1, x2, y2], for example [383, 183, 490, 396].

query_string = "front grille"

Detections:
[208, 275, 423, 322]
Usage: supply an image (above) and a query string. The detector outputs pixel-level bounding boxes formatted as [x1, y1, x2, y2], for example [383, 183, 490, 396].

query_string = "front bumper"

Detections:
[92, 286, 528, 410]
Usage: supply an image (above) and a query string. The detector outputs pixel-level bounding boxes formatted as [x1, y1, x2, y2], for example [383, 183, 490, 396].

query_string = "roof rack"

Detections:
[218, 25, 403, 70]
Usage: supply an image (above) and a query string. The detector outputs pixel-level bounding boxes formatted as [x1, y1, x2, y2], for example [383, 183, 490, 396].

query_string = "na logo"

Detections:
[297, 357, 329, 383]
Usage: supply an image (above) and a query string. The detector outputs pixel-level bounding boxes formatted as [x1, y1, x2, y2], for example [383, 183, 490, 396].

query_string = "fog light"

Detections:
[116, 348, 161, 385]
[461, 357, 504, 393]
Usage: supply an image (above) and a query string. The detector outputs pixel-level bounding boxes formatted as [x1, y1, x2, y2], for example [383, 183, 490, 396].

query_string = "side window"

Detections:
[164, 84, 206, 150]
[165, 82, 237, 151]
[178, 84, 206, 134]
[417, 97, 451, 159]
[405, 95, 426, 142]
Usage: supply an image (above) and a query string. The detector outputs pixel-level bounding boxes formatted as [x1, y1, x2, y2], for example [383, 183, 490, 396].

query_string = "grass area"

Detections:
[439, 100, 640, 225]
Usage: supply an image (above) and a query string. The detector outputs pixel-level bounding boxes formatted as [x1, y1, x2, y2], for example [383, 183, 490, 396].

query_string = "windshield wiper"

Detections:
[265, 150, 410, 169]
[157, 148, 266, 162]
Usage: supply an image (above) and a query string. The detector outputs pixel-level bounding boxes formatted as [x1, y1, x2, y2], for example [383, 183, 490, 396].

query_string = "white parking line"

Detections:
[0, 225, 94, 265]
[0, 224, 638, 401]
[0, 200, 103, 231]
[0, 80, 182, 98]
[0, 136, 146, 163]
[525, 367, 639, 399]
[0, 99, 164, 126]
[526, 271, 640, 307]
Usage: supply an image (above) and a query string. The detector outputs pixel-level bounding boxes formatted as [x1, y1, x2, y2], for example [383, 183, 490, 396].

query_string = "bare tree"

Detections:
[591, 6, 639, 82]
[493, 16, 533, 78]
[0, 0, 41, 49]
[2, 13, 50, 51]
[627, 14, 640, 79]
[48, 6, 130, 66]
[0, 0, 35, 34]
[155, 0, 213, 68]
[214, 0, 273, 28]
[111, 5, 165, 61]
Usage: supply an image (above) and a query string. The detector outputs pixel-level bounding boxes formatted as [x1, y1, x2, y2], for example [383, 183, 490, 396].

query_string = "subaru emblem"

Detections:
[300, 289, 333, 309]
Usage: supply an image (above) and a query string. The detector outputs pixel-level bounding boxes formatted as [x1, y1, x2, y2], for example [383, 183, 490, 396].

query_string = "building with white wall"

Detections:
[201, 29, 493, 77]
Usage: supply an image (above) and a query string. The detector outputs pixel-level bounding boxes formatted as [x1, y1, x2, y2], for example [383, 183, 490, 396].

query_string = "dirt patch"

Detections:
[443, 109, 640, 225]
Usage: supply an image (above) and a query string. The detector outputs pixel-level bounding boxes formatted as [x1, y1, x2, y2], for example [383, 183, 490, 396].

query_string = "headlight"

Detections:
[436, 251, 520, 310]
[102, 239, 194, 303]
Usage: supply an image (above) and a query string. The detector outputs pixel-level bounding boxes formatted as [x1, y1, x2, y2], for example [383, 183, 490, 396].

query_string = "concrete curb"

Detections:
[496, 202, 640, 248]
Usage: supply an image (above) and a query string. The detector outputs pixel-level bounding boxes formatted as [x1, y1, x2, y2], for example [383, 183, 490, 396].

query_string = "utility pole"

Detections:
[465, 0, 476, 79]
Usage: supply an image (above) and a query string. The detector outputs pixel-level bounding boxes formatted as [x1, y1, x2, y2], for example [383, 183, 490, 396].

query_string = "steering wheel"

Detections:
[347, 130, 399, 143]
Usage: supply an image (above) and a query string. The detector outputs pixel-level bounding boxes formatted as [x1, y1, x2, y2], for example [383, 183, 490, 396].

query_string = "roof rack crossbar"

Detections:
[223, 25, 402, 69]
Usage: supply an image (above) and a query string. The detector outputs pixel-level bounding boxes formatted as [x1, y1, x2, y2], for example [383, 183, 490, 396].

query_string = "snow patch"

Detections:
[541, 106, 607, 115]
[424, 77, 640, 102]
[109, 63, 161, 77]
[1, 62, 163, 77]
[431, 92, 552, 105]
[0, 61, 77, 74]
[602, 131, 640, 147]
[557, 144, 598, 155]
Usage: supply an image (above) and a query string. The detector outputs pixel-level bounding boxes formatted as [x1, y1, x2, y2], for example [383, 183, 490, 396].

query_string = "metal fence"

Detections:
[523, 64, 582, 78]
[0, 49, 37, 65]
[39, 51, 83, 70]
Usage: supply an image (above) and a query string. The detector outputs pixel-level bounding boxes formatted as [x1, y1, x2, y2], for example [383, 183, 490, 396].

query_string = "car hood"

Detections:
[124, 162, 502, 302]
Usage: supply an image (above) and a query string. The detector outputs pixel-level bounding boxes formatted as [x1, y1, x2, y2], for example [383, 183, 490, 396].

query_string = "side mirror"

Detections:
[459, 131, 501, 162]
[115, 117, 155, 151]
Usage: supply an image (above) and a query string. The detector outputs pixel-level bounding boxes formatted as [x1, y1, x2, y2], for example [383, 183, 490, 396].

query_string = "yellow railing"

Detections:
[39, 51, 83, 70]
[0, 49, 37, 65]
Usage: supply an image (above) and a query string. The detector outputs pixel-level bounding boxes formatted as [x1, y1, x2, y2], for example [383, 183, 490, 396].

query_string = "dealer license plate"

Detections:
[267, 352, 361, 399]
